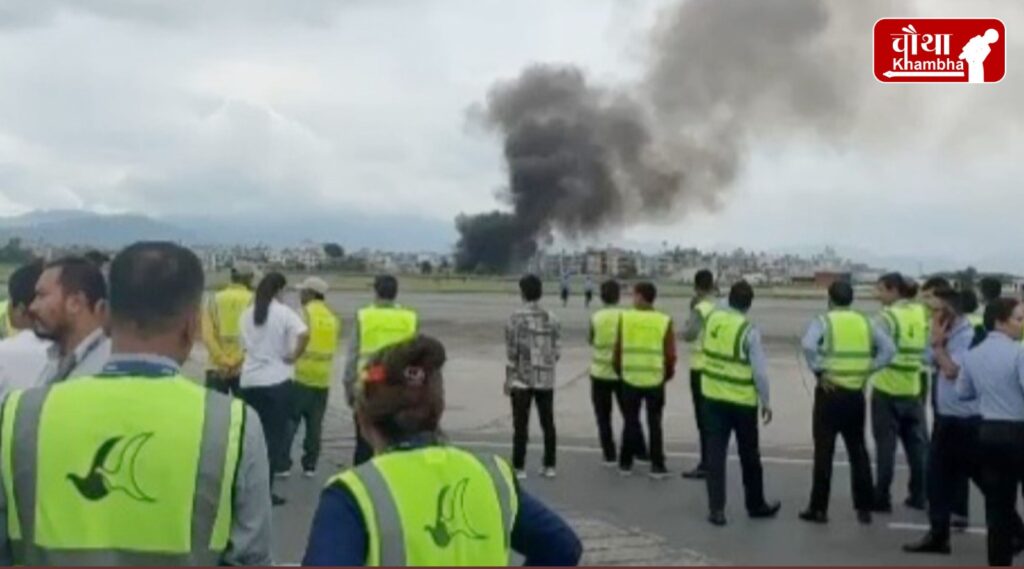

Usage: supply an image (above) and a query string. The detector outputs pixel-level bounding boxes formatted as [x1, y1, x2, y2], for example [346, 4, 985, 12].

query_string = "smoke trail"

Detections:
[455, 0, 900, 273]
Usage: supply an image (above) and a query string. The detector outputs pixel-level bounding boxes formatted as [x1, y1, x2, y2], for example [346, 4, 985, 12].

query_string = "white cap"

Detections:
[297, 276, 329, 295]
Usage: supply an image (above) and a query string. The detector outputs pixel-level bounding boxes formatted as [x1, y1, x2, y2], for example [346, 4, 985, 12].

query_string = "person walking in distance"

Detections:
[584, 275, 595, 308]
[506, 274, 561, 480]
[239, 272, 310, 505]
[957, 298, 1024, 565]
[343, 275, 419, 466]
[0, 242, 272, 565]
[681, 269, 717, 480]
[701, 280, 781, 526]
[871, 273, 929, 514]
[303, 336, 583, 566]
[202, 262, 255, 396]
[285, 277, 341, 478]
[614, 282, 675, 479]
[799, 281, 894, 525]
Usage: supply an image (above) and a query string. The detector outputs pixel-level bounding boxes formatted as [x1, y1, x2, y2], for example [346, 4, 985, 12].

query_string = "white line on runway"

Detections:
[888, 522, 987, 536]
[450, 439, 908, 470]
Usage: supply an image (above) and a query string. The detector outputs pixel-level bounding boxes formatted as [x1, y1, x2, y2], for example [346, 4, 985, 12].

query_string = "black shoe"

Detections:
[636, 453, 650, 463]
[857, 510, 873, 525]
[904, 497, 927, 511]
[903, 532, 951, 555]
[798, 509, 828, 524]
[951, 515, 969, 532]
[708, 510, 727, 527]
[872, 500, 893, 514]
[649, 466, 670, 480]
[682, 467, 707, 480]
[271, 494, 287, 507]
[749, 501, 782, 519]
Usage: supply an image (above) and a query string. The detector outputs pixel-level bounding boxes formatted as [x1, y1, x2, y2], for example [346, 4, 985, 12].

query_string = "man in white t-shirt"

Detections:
[0, 262, 52, 397]
[238, 273, 309, 505]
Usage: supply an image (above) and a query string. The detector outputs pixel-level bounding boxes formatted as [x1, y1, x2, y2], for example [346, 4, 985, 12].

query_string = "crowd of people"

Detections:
[4, 242, 1024, 566]
[510, 268, 1024, 566]
[0, 243, 582, 566]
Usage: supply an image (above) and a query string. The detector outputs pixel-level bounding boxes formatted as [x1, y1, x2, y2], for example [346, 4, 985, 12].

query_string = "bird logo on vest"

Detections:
[67, 433, 157, 503]
[710, 325, 721, 340]
[424, 478, 488, 548]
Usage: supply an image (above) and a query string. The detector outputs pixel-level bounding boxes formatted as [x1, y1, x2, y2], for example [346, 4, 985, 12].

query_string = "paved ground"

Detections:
[188, 291, 999, 566]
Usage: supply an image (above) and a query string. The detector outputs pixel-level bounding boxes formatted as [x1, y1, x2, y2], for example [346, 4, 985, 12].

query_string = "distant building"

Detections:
[814, 271, 852, 288]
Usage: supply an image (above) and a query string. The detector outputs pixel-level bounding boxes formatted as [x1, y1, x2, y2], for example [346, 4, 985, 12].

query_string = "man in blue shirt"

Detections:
[957, 298, 1024, 566]
[904, 288, 982, 555]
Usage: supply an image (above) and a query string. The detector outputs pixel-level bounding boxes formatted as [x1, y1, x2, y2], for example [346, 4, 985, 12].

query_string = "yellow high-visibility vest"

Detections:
[620, 309, 671, 388]
[590, 308, 622, 381]
[872, 302, 928, 397]
[818, 309, 873, 390]
[357, 305, 419, 377]
[0, 377, 244, 565]
[330, 446, 517, 566]
[202, 285, 253, 371]
[689, 298, 716, 372]
[296, 301, 341, 388]
[701, 310, 757, 407]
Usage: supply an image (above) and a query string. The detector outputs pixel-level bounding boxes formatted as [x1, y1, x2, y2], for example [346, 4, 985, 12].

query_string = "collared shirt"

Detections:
[958, 331, 1024, 421]
[240, 299, 308, 388]
[0, 353, 272, 566]
[505, 302, 561, 390]
[41, 327, 111, 385]
[933, 317, 980, 418]
[800, 309, 896, 378]
[0, 330, 52, 397]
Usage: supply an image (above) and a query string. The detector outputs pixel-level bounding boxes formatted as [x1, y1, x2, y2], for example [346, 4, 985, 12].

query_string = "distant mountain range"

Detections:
[0, 209, 457, 251]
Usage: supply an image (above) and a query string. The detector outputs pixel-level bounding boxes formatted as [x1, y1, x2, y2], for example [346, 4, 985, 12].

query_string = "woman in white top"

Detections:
[240, 272, 309, 505]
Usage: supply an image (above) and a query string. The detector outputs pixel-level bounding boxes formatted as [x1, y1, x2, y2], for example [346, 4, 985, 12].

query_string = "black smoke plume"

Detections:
[455, 0, 893, 273]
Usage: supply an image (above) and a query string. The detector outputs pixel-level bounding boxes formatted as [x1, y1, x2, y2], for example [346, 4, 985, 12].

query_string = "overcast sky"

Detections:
[0, 0, 1022, 269]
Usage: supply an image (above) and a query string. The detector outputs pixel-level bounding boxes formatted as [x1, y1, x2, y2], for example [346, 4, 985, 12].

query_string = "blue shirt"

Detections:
[932, 317, 980, 418]
[800, 309, 896, 380]
[958, 331, 1024, 422]
[303, 451, 582, 566]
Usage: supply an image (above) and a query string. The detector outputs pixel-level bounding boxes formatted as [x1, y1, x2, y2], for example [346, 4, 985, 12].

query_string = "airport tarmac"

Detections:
[189, 290, 995, 566]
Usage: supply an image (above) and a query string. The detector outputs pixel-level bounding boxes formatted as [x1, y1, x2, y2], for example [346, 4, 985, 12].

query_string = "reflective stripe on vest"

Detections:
[689, 299, 716, 372]
[357, 305, 419, 375]
[701, 310, 757, 407]
[209, 285, 253, 361]
[590, 308, 622, 381]
[872, 303, 928, 397]
[620, 310, 671, 388]
[0, 377, 244, 566]
[819, 310, 873, 390]
[330, 447, 517, 566]
[296, 301, 341, 388]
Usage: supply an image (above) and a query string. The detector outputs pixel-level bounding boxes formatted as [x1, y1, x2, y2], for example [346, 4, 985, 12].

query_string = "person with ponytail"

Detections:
[240, 271, 310, 506]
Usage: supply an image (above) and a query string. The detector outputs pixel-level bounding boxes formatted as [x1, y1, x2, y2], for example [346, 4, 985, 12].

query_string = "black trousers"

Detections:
[690, 370, 709, 468]
[353, 419, 374, 466]
[871, 391, 928, 506]
[927, 415, 986, 540]
[619, 384, 665, 470]
[980, 421, 1024, 566]
[511, 388, 557, 470]
[809, 386, 874, 513]
[240, 381, 292, 476]
[206, 371, 241, 397]
[705, 398, 767, 513]
[591, 378, 620, 462]
[284, 383, 329, 471]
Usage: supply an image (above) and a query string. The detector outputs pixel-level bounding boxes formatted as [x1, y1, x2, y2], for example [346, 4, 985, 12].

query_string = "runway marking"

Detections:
[888, 521, 987, 536]
[450, 439, 909, 470]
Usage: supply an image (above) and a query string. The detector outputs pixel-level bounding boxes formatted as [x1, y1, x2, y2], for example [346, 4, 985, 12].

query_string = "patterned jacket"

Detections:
[505, 302, 561, 390]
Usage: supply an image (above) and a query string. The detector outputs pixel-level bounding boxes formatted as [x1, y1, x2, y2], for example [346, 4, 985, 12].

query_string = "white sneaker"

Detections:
[515, 470, 527, 480]
[540, 467, 557, 479]
[274, 470, 291, 480]
[303, 470, 316, 479]
[618, 468, 633, 477]
[602, 460, 617, 469]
